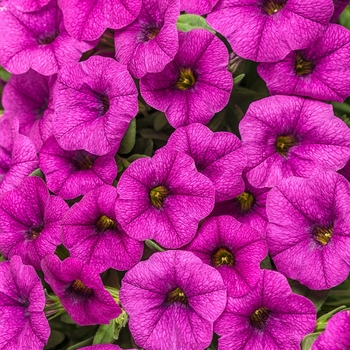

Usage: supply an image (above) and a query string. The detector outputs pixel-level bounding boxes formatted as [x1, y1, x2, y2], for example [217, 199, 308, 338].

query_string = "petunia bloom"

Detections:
[52, 55, 138, 155]
[41, 255, 121, 326]
[9, 0, 50, 12]
[240, 95, 350, 188]
[180, 0, 219, 15]
[140, 29, 232, 128]
[0, 116, 38, 197]
[162, 123, 246, 202]
[207, 0, 334, 62]
[0, 0, 95, 75]
[114, 0, 180, 79]
[115, 149, 215, 248]
[120, 250, 227, 350]
[312, 310, 350, 350]
[0, 176, 68, 270]
[258, 24, 350, 102]
[58, 0, 142, 41]
[0, 256, 50, 349]
[184, 216, 267, 297]
[62, 185, 144, 273]
[81, 345, 137, 350]
[214, 269, 316, 350]
[39, 136, 117, 200]
[266, 172, 350, 290]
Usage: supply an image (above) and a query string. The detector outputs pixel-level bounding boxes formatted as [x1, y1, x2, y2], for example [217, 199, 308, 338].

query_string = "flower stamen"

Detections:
[250, 307, 269, 328]
[236, 191, 255, 214]
[167, 287, 188, 305]
[150, 185, 169, 209]
[276, 135, 297, 157]
[261, 0, 287, 15]
[211, 247, 234, 267]
[67, 279, 94, 298]
[175, 68, 196, 91]
[95, 215, 117, 232]
[295, 52, 315, 76]
[314, 226, 333, 245]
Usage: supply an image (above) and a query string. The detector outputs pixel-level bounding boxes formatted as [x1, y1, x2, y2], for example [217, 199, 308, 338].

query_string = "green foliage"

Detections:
[177, 14, 215, 33]
[339, 5, 350, 29]
[118, 119, 136, 154]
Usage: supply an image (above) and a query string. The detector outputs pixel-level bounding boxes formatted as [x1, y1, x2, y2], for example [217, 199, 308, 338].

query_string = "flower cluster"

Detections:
[0, 0, 350, 349]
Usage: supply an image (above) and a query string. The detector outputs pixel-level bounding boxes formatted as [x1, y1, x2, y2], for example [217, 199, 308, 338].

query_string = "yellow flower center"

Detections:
[262, 0, 287, 15]
[167, 287, 188, 305]
[26, 224, 44, 240]
[211, 247, 234, 267]
[95, 215, 117, 232]
[236, 191, 254, 214]
[150, 185, 169, 209]
[250, 307, 269, 328]
[295, 52, 315, 76]
[175, 68, 196, 91]
[276, 135, 297, 157]
[314, 226, 333, 245]
[69, 279, 94, 298]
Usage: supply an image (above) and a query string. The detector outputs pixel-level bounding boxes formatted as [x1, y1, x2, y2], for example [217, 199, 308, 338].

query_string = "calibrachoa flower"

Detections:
[184, 216, 267, 297]
[0, 116, 38, 197]
[120, 250, 227, 350]
[211, 175, 269, 236]
[39, 136, 117, 200]
[0, 176, 68, 270]
[114, 0, 180, 79]
[207, 0, 334, 62]
[140, 29, 232, 128]
[2, 69, 56, 151]
[58, 0, 142, 41]
[0, 256, 50, 349]
[240, 95, 350, 188]
[0, 0, 95, 75]
[258, 24, 350, 102]
[339, 158, 350, 181]
[115, 149, 215, 248]
[162, 123, 246, 201]
[312, 311, 350, 349]
[180, 0, 219, 14]
[81, 346, 137, 350]
[53, 55, 138, 155]
[41, 255, 122, 326]
[214, 269, 316, 350]
[62, 185, 143, 273]
[267, 172, 350, 290]
[9, 0, 50, 12]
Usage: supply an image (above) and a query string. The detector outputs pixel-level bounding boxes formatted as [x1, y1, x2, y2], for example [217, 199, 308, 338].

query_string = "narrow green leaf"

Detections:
[127, 154, 150, 163]
[118, 119, 136, 154]
[113, 310, 129, 340]
[0, 67, 10, 82]
[233, 73, 245, 85]
[145, 240, 165, 252]
[260, 254, 273, 270]
[44, 330, 65, 349]
[66, 337, 94, 350]
[153, 112, 169, 131]
[60, 312, 75, 324]
[93, 320, 115, 344]
[301, 332, 322, 350]
[29, 168, 45, 179]
[139, 128, 170, 142]
[176, 14, 215, 33]
[316, 305, 348, 332]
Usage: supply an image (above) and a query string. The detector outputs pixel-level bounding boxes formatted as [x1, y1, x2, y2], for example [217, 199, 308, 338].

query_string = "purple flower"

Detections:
[331, 0, 350, 22]
[62, 185, 143, 273]
[39, 136, 117, 200]
[207, 0, 334, 62]
[2, 69, 56, 151]
[114, 0, 180, 79]
[41, 255, 121, 326]
[258, 24, 350, 102]
[266, 172, 350, 290]
[120, 250, 227, 350]
[339, 158, 350, 181]
[52, 55, 138, 155]
[9, 0, 50, 12]
[0, 256, 50, 349]
[115, 150, 215, 248]
[140, 29, 232, 128]
[184, 216, 267, 297]
[214, 269, 316, 350]
[0, 176, 68, 270]
[180, 0, 219, 15]
[0, 0, 95, 75]
[0, 116, 38, 197]
[312, 311, 350, 350]
[58, 0, 142, 41]
[211, 175, 269, 236]
[162, 123, 246, 201]
[240, 95, 350, 188]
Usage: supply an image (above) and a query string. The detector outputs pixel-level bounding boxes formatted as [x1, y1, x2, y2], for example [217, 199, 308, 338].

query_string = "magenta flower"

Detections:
[312, 311, 350, 350]
[58, 0, 142, 41]
[0, 176, 68, 270]
[0, 256, 50, 349]
[258, 24, 350, 102]
[211, 175, 270, 236]
[215, 269, 316, 350]
[114, 0, 180, 79]
[240, 95, 350, 188]
[39, 136, 117, 200]
[115, 150, 215, 248]
[41, 255, 121, 326]
[180, 0, 219, 15]
[62, 185, 143, 273]
[2, 69, 56, 151]
[267, 172, 350, 290]
[0, 0, 95, 75]
[207, 0, 334, 62]
[120, 250, 227, 350]
[339, 158, 350, 181]
[9, 0, 50, 12]
[52, 55, 138, 155]
[140, 29, 232, 128]
[81, 346, 136, 350]
[0, 116, 38, 197]
[184, 216, 267, 297]
[163, 123, 246, 201]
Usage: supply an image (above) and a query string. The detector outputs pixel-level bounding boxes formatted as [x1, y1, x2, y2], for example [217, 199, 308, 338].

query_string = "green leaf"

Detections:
[290, 280, 329, 311]
[176, 14, 215, 33]
[66, 337, 94, 350]
[44, 330, 65, 349]
[127, 154, 150, 163]
[29, 168, 45, 179]
[339, 5, 350, 30]
[113, 309, 129, 340]
[316, 305, 348, 332]
[233, 73, 245, 85]
[153, 112, 169, 131]
[60, 312, 76, 324]
[0, 67, 10, 82]
[93, 320, 115, 344]
[145, 240, 165, 252]
[133, 137, 154, 156]
[139, 128, 170, 142]
[301, 332, 322, 350]
[118, 119, 136, 154]
[260, 254, 273, 270]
